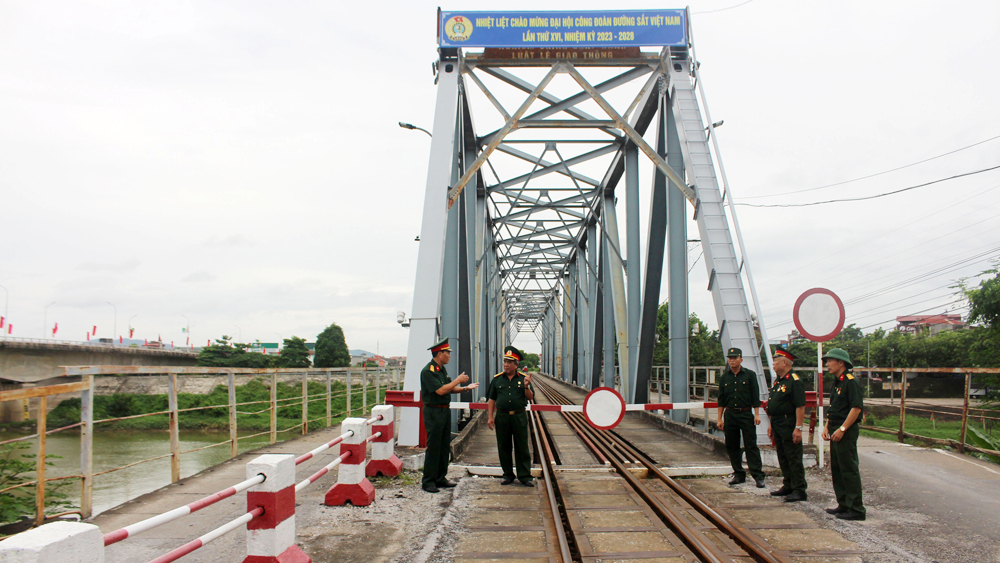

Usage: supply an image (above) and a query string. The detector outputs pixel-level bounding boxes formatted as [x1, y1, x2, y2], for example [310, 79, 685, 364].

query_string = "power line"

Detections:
[758, 180, 999, 286]
[693, 0, 755, 14]
[742, 133, 1000, 200]
[737, 165, 1000, 208]
[857, 298, 967, 331]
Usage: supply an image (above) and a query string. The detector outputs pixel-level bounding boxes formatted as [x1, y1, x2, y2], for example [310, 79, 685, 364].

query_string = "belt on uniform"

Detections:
[769, 412, 795, 418]
[727, 406, 752, 413]
[498, 409, 524, 415]
[426, 404, 450, 409]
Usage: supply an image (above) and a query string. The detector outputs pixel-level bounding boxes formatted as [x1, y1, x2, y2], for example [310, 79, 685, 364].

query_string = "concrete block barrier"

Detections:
[0, 522, 104, 563]
[244, 454, 311, 563]
[366, 405, 402, 477]
[324, 418, 375, 506]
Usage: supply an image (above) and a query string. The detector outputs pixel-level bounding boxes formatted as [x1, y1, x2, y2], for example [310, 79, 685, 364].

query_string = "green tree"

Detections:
[276, 336, 311, 368]
[652, 302, 723, 366]
[314, 323, 350, 368]
[522, 353, 540, 370]
[962, 261, 1000, 331]
[0, 443, 74, 525]
[197, 336, 273, 368]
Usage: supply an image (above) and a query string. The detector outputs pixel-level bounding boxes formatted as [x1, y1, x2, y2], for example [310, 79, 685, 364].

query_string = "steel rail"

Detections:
[536, 377, 794, 563]
[533, 379, 734, 563]
[527, 407, 575, 563]
[611, 431, 792, 563]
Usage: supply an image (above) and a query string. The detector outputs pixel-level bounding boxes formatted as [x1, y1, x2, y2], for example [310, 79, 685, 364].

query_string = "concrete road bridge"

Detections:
[400, 7, 775, 447]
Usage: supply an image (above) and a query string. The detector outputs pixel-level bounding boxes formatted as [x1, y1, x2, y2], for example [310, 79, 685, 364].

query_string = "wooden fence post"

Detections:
[35, 396, 47, 526]
[228, 371, 237, 458]
[269, 371, 277, 445]
[346, 370, 352, 416]
[80, 375, 94, 519]
[326, 370, 332, 427]
[168, 372, 180, 483]
[898, 371, 907, 443]
[959, 372, 971, 454]
[362, 366, 368, 414]
[301, 376, 308, 435]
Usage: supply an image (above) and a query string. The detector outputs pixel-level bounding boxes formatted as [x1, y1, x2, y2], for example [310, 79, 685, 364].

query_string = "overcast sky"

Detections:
[1, 1, 998, 357]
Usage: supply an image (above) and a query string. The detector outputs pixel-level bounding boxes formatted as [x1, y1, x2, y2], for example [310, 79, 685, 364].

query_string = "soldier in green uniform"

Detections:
[487, 346, 535, 486]
[716, 347, 765, 487]
[421, 338, 479, 493]
[766, 347, 808, 502]
[821, 348, 866, 520]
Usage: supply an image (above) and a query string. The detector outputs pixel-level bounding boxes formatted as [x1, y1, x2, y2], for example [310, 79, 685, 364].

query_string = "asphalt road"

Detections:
[831, 436, 1000, 562]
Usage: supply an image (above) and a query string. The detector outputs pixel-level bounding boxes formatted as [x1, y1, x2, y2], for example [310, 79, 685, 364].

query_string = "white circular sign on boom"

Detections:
[583, 387, 626, 430]
[793, 288, 845, 342]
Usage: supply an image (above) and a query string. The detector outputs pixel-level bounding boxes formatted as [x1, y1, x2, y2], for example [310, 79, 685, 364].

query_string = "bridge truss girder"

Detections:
[399, 32, 774, 446]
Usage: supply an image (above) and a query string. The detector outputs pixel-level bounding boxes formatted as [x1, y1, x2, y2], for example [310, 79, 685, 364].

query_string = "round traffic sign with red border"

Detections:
[793, 288, 845, 342]
[583, 387, 626, 430]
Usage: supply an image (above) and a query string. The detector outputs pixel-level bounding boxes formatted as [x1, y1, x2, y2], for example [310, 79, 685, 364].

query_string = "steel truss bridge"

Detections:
[399, 9, 774, 446]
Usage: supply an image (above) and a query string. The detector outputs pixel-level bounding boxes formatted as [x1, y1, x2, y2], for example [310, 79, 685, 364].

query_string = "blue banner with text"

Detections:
[439, 10, 687, 48]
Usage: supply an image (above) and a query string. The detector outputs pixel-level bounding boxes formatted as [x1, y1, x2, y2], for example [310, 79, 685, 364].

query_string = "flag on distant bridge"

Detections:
[52, 322, 58, 336]
[7, 324, 11, 334]
[91, 326, 96, 336]
[86, 331, 90, 341]
[0, 316, 4, 328]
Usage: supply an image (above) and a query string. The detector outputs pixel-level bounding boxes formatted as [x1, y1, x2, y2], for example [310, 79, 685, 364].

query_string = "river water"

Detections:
[0, 429, 274, 517]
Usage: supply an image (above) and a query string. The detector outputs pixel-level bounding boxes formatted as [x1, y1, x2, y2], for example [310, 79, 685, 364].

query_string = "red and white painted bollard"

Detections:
[366, 405, 402, 478]
[0, 522, 104, 563]
[244, 454, 311, 563]
[324, 418, 375, 507]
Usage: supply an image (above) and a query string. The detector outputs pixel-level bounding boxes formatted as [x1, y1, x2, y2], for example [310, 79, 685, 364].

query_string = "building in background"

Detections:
[896, 314, 965, 336]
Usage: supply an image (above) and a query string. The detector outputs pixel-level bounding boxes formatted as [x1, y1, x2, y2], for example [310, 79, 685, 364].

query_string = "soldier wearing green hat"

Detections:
[420, 338, 479, 493]
[487, 346, 535, 486]
[821, 347, 866, 520]
[717, 347, 766, 487]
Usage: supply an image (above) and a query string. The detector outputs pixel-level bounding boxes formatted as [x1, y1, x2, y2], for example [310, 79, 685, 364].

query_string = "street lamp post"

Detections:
[398, 122, 432, 137]
[43, 302, 56, 338]
[182, 315, 191, 346]
[234, 325, 242, 342]
[107, 302, 117, 345]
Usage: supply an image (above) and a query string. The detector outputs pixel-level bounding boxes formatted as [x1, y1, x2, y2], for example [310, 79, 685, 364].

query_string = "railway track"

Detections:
[529, 375, 793, 563]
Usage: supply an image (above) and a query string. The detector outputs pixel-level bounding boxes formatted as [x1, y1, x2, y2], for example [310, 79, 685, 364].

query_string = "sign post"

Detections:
[792, 288, 845, 468]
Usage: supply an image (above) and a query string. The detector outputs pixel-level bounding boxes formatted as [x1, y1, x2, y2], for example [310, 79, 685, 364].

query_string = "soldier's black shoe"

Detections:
[836, 511, 866, 521]
[754, 479, 765, 489]
[728, 476, 746, 485]
[770, 486, 792, 497]
[437, 480, 458, 488]
[520, 479, 535, 487]
[501, 476, 515, 485]
[422, 485, 440, 493]
[784, 491, 807, 502]
[825, 506, 847, 515]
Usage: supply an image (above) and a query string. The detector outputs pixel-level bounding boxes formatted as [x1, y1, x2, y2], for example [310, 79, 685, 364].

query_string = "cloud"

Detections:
[181, 271, 216, 283]
[77, 258, 141, 272]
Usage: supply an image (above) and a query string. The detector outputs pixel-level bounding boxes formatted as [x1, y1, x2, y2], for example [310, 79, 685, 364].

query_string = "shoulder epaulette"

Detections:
[494, 372, 503, 378]
[846, 373, 854, 380]
[791, 373, 799, 381]
[430, 365, 437, 372]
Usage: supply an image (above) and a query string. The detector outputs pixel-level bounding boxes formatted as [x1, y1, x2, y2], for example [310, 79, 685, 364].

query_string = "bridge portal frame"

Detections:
[399, 11, 775, 446]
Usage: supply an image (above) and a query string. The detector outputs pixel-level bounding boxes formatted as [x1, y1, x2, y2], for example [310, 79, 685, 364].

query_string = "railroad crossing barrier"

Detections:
[0, 404, 402, 562]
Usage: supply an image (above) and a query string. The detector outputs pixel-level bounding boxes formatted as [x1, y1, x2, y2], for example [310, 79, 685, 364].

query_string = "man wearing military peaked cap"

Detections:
[487, 345, 535, 486]
[767, 346, 808, 502]
[717, 347, 766, 487]
[420, 337, 479, 493]
[821, 348, 866, 520]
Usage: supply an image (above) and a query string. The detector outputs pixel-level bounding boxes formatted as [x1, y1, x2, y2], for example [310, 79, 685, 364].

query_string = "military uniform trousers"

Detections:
[724, 409, 764, 480]
[494, 410, 532, 480]
[422, 406, 452, 489]
[830, 424, 865, 516]
[771, 413, 806, 493]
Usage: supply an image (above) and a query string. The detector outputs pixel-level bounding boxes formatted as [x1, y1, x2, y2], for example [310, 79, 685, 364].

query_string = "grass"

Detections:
[861, 412, 997, 444]
[370, 470, 421, 488]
